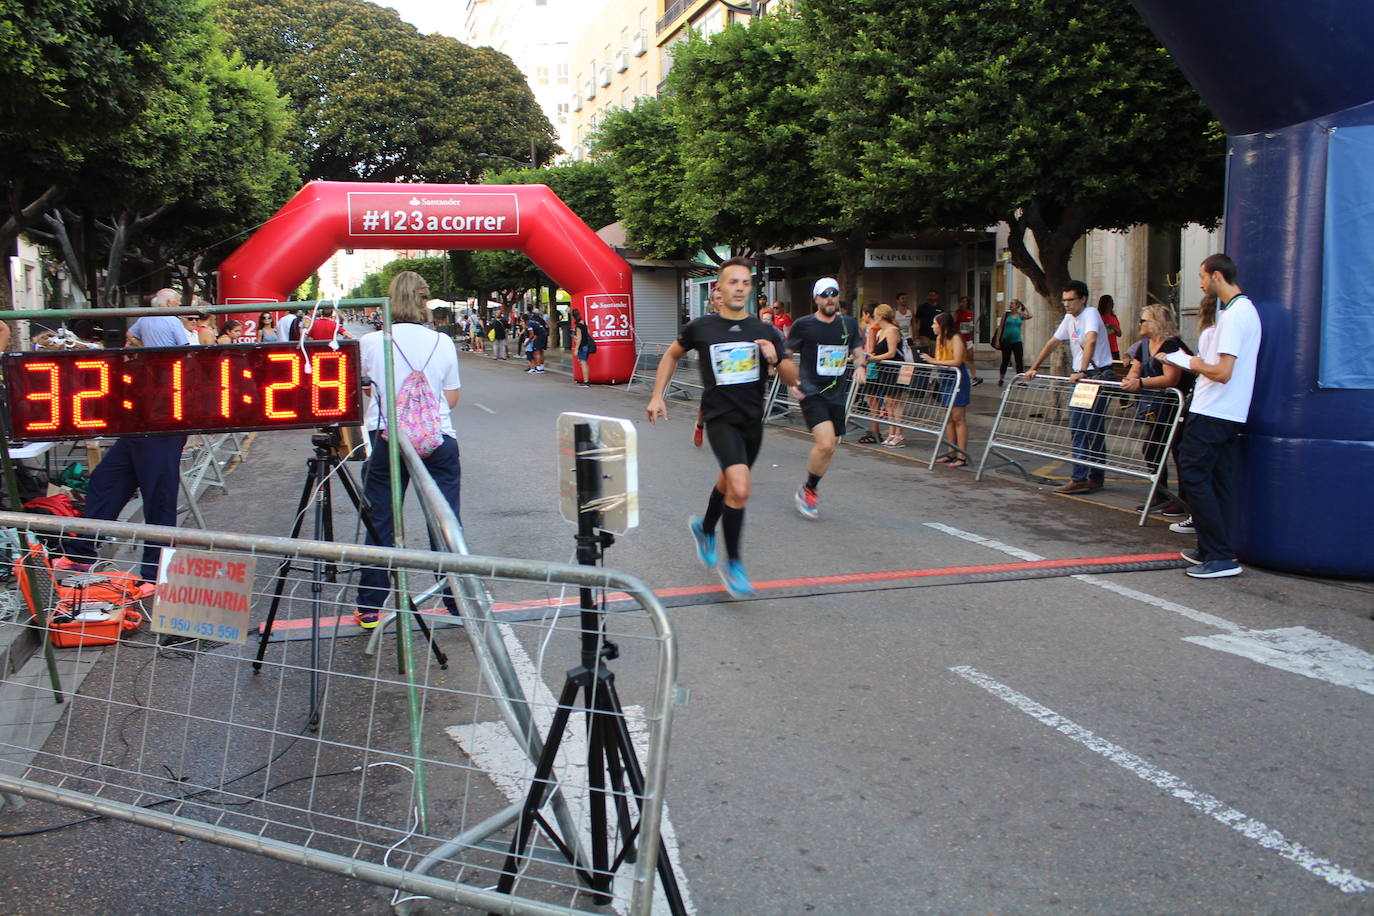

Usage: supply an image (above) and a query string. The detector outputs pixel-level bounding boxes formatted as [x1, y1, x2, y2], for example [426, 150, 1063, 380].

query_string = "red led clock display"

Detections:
[4, 342, 362, 441]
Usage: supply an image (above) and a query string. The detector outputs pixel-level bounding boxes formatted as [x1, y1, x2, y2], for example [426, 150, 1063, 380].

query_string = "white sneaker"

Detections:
[1169, 516, 1195, 534]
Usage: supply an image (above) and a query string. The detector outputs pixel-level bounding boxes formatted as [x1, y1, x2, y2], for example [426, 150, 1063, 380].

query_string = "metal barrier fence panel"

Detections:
[625, 341, 703, 402]
[976, 373, 1186, 525]
[0, 512, 680, 916]
[843, 360, 962, 468]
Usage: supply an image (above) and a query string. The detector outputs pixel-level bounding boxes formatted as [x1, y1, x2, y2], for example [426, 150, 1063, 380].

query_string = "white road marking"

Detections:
[446, 626, 693, 916]
[473, 402, 497, 414]
[925, 523, 1374, 695]
[951, 665, 1374, 894]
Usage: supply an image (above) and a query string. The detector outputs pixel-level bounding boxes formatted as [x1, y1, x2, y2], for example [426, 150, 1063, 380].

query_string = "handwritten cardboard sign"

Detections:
[152, 549, 255, 643]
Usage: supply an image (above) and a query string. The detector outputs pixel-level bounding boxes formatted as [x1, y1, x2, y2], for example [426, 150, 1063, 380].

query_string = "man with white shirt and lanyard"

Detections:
[647, 257, 797, 598]
[1174, 254, 1262, 578]
[1026, 279, 1116, 493]
[786, 277, 865, 520]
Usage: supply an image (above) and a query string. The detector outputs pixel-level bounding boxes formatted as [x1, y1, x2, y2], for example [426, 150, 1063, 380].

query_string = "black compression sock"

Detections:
[702, 487, 726, 532]
[721, 505, 744, 561]
[805, 473, 822, 491]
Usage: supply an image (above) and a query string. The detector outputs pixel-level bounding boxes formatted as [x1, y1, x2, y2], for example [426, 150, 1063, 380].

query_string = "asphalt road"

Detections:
[3, 352, 1371, 915]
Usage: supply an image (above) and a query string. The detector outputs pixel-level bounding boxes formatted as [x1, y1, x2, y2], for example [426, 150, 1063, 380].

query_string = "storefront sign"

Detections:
[864, 249, 945, 269]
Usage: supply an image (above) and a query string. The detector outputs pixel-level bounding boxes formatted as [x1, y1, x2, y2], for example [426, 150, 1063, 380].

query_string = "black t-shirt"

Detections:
[915, 303, 943, 339]
[786, 313, 860, 401]
[677, 313, 785, 422]
[492, 318, 508, 340]
[1128, 335, 1194, 414]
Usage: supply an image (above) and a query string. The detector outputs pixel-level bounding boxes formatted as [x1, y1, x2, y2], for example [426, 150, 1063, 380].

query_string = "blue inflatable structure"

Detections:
[1132, 0, 1374, 578]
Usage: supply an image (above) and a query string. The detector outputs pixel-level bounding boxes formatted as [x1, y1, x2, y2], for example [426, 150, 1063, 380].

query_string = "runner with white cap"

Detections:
[785, 277, 865, 519]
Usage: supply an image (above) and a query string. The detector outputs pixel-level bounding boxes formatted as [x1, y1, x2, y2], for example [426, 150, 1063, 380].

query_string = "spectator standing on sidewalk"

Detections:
[916, 289, 943, 354]
[771, 301, 793, 335]
[1098, 295, 1123, 364]
[995, 299, 1032, 385]
[954, 296, 983, 386]
[491, 312, 509, 359]
[786, 277, 865, 519]
[1026, 280, 1116, 493]
[1174, 255, 1262, 579]
[58, 289, 193, 584]
[1120, 305, 1192, 517]
[921, 311, 972, 467]
[571, 308, 593, 387]
[894, 293, 915, 354]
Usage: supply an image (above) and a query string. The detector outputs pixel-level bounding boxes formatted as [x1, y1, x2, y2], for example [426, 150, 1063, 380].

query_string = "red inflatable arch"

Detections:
[217, 181, 634, 384]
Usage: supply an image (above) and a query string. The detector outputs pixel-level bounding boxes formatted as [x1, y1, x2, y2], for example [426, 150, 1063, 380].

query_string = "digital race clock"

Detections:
[4, 342, 362, 441]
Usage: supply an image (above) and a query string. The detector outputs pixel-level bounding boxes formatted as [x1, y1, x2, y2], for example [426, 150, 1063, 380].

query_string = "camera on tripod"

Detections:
[313, 424, 364, 461]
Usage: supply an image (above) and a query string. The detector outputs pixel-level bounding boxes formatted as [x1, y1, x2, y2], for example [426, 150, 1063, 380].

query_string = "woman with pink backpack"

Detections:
[353, 271, 462, 629]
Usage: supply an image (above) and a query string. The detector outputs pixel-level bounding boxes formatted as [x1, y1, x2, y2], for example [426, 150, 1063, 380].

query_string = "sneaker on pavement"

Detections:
[1169, 516, 1196, 534]
[719, 559, 757, 598]
[688, 516, 717, 567]
[1179, 548, 1204, 565]
[535, 367, 546, 373]
[53, 557, 93, 572]
[354, 609, 381, 630]
[795, 485, 819, 520]
[1158, 501, 1188, 518]
[1186, 559, 1243, 579]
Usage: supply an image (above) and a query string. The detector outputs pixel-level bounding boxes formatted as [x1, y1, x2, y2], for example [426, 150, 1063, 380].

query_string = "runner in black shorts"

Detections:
[785, 277, 866, 520]
[646, 257, 796, 598]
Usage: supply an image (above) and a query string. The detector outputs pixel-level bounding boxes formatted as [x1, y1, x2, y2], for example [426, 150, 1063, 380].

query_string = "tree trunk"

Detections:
[832, 227, 867, 310]
[1006, 200, 1092, 302]
[0, 184, 63, 312]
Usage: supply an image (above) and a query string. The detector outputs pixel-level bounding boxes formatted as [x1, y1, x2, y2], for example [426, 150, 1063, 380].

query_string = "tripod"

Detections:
[253, 428, 447, 728]
[493, 422, 684, 914]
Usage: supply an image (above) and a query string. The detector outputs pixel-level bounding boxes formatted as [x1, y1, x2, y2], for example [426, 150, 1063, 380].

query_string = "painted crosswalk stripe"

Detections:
[951, 665, 1373, 894]
[925, 523, 1374, 696]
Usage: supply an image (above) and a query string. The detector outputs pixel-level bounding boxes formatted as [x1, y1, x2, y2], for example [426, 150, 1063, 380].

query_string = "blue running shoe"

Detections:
[688, 516, 717, 567]
[719, 559, 757, 599]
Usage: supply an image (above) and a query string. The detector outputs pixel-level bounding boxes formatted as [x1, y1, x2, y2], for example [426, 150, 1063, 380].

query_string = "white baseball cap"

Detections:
[812, 277, 840, 297]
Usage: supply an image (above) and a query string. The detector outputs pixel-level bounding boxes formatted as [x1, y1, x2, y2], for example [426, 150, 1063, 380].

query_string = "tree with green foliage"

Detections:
[798, 0, 1223, 299]
[596, 97, 704, 260]
[481, 160, 618, 234]
[217, 0, 558, 182]
[0, 0, 229, 307]
[348, 257, 449, 301]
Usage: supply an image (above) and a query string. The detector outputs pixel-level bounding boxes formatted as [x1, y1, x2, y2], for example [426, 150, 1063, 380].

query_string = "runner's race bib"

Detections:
[709, 341, 760, 385]
[816, 344, 847, 376]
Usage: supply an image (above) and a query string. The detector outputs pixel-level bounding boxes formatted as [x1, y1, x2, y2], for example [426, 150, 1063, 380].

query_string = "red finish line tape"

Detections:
[257, 551, 1181, 634]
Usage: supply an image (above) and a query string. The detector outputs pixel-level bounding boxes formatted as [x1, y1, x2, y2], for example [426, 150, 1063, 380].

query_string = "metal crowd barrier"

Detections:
[976, 373, 1186, 525]
[843, 359, 963, 468]
[762, 354, 803, 424]
[0, 496, 681, 914]
[624, 340, 703, 401]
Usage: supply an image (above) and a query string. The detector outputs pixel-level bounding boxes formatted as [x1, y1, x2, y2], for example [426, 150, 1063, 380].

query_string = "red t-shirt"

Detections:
[1102, 314, 1122, 358]
[773, 314, 793, 334]
[955, 307, 974, 344]
[307, 318, 340, 340]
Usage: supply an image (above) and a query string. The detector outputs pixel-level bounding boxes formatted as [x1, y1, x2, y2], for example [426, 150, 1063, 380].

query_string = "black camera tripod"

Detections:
[252, 428, 447, 728]
[492, 422, 684, 914]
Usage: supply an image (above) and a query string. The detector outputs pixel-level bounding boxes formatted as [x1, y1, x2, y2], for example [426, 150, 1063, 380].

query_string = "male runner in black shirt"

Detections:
[785, 277, 865, 520]
[647, 257, 797, 597]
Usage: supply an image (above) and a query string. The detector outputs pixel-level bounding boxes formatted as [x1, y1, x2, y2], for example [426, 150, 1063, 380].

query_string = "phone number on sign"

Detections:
[157, 615, 242, 642]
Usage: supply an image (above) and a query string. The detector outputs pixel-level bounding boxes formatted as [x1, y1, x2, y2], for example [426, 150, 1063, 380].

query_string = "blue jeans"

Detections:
[70, 435, 187, 580]
[1178, 414, 1241, 562]
[1068, 371, 1113, 483]
[355, 432, 462, 615]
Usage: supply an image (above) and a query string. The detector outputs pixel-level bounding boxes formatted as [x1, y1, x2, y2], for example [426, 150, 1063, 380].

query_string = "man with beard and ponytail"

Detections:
[646, 257, 796, 598]
[786, 277, 865, 520]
